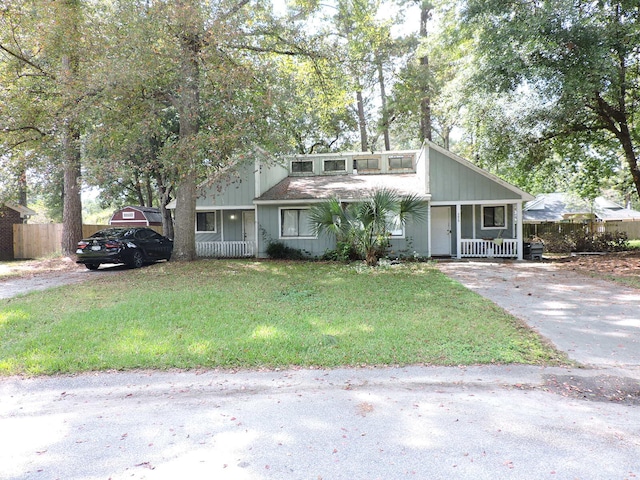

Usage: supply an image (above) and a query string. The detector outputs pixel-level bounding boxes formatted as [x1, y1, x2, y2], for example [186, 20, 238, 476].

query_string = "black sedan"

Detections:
[76, 227, 173, 270]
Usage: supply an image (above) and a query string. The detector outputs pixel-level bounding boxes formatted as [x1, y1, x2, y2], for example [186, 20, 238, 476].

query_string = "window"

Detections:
[386, 213, 404, 237]
[324, 159, 346, 172]
[134, 229, 155, 240]
[281, 208, 314, 238]
[389, 155, 413, 169]
[291, 161, 313, 173]
[196, 212, 217, 232]
[354, 158, 379, 170]
[122, 211, 135, 219]
[482, 206, 506, 228]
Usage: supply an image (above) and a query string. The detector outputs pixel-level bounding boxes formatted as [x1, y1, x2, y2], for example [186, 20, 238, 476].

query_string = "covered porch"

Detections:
[430, 201, 524, 260]
[194, 207, 257, 258]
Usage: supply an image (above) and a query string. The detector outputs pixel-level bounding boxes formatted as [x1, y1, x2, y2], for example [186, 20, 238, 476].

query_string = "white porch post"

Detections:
[427, 203, 432, 258]
[516, 201, 523, 260]
[456, 204, 462, 259]
[219, 210, 225, 242]
[254, 206, 259, 258]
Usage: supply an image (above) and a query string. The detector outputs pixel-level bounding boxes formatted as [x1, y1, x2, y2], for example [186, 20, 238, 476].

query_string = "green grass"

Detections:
[628, 239, 640, 250]
[0, 260, 566, 375]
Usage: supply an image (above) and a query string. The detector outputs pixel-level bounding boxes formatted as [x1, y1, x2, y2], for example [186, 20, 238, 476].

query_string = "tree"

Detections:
[0, 0, 96, 254]
[309, 188, 426, 266]
[92, 0, 306, 260]
[460, 0, 640, 201]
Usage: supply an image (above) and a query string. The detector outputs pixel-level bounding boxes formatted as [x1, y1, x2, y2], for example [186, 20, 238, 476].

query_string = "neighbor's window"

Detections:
[291, 160, 313, 173]
[122, 211, 135, 219]
[281, 208, 314, 238]
[196, 212, 217, 232]
[389, 155, 413, 169]
[482, 205, 506, 228]
[324, 159, 346, 172]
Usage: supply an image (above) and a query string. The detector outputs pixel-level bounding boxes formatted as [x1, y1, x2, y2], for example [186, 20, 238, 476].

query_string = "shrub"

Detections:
[321, 241, 361, 262]
[538, 229, 629, 253]
[266, 241, 307, 260]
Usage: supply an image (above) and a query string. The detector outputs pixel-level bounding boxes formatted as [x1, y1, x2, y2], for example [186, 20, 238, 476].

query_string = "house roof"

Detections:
[3, 203, 36, 218]
[111, 206, 163, 224]
[523, 193, 640, 222]
[255, 173, 430, 203]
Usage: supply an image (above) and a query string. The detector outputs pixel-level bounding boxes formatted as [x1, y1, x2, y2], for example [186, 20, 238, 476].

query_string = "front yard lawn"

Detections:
[0, 260, 566, 375]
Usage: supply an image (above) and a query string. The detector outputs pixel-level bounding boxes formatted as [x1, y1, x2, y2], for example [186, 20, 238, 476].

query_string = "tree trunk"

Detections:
[171, 0, 201, 261]
[145, 176, 154, 207]
[377, 58, 390, 151]
[173, 171, 197, 261]
[60, 48, 83, 256]
[133, 172, 145, 206]
[356, 90, 368, 152]
[155, 170, 175, 239]
[618, 125, 640, 200]
[61, 119, 83, 255]
[419, 1, 432, 143]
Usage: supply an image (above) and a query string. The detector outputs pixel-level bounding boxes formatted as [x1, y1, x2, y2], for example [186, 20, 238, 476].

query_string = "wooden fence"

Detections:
[524, 221, 640, 239]
[12, 224, 162, 259]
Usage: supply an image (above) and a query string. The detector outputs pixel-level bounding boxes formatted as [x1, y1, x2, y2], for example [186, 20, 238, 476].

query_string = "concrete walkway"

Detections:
[1, 262, 639, 479]
[436, 260, 640, 374]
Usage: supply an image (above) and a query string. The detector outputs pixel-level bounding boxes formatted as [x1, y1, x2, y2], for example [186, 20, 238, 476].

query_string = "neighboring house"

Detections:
[0, 203, 36, 261]
[523, 193, 640, 224]
[169, 140, 534, 259]
[109, 206, 163, 228]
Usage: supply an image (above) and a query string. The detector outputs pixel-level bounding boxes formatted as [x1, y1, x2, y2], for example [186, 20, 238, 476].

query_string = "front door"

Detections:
[242, 211, 256, 243]
[431, 206, 452, 256]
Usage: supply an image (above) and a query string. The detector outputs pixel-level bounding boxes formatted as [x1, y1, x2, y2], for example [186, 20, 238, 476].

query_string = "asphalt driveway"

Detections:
[1, 260, 639, 479]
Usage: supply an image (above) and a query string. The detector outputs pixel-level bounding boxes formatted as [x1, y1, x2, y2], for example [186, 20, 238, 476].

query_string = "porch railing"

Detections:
[460, 239, 518, 258]
[196, 241, 256, 258]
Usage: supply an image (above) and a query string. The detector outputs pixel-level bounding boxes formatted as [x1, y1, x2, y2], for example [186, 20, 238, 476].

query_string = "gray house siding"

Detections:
[457, 204, 517, 239]
[197, 162, 256, 208]
[257, 204, 336, 258]
[388, 212, 430, 258]
[429, 148, 520, 202]
[258, 203, 430, 259]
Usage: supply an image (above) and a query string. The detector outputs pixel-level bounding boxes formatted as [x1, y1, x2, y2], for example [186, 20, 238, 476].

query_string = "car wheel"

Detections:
[129, 250, 144, 269]
[85, 264, 100, 271]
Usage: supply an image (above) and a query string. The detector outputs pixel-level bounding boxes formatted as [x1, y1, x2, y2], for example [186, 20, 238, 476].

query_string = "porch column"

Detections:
[516, 201, 523, 260]
[219, 210, 225, 242]
[456, 204, 462, 259]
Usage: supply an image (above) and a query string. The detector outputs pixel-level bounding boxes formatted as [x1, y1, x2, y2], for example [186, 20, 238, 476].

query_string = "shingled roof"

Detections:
[523, 193, 640, 222]
[255, 174, 429, 202]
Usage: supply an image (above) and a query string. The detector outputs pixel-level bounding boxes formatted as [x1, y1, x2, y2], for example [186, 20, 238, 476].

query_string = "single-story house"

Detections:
[169, 140, 535, 259]
[523, 193, 640, 223]
[0, 203, 36, 260]
[109, 206, 163, 227]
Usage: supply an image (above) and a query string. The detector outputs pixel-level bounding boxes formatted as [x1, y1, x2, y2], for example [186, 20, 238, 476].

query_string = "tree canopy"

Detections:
[2, 0, 639, 262]
[458, 0, 640, 201]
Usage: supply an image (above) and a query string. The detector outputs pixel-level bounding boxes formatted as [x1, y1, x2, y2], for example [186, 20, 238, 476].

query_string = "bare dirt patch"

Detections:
[0, 256, 83, 279]
[0, 257, 88, 299]
[547, 250, 640, 287]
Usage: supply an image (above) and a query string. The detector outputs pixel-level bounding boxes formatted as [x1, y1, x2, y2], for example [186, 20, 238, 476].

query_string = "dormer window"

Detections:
[324, 159, 346, 172]
[389, 155, 413, 170]
[354, 157, 379, 170]
[291, 160, 313, 173]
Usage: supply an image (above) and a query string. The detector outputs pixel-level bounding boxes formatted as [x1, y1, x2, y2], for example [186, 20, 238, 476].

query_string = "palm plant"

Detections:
[309, 188, 427, 266]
